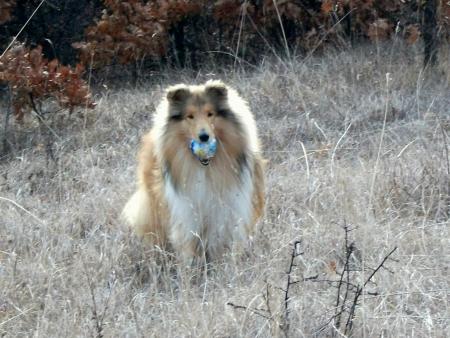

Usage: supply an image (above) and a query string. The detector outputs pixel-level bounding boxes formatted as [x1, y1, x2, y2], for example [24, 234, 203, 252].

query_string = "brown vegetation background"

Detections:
[1, 1, 450, 337]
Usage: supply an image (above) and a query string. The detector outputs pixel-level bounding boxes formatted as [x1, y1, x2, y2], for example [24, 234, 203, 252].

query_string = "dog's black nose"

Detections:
[199, 132, 209, 143]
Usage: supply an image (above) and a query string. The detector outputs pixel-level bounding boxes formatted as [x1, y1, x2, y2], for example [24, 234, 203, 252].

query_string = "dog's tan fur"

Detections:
[122, 80, 265, 263]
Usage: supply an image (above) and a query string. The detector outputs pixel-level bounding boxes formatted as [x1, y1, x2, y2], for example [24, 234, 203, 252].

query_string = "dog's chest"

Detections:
[164, 168, 253, 239]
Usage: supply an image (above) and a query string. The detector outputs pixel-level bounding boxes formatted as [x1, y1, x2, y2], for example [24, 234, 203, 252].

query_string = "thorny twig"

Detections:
[82, 259, 116, 338]
[344, 246, 397, 335]
[310, 225, 397, 337]
[335, 224, 354, 329]
[283, 240, 302, 336]
[226, 241, 302, 337]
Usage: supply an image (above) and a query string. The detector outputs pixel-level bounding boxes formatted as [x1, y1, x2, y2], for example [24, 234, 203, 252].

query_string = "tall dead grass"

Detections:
[1, 42, 449, 337]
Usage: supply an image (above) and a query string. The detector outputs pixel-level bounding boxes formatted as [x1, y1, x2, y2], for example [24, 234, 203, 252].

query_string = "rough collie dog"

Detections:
[122, 80, 265, 264]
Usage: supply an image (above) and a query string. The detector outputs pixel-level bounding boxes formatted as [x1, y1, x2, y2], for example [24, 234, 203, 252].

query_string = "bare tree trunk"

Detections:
[132, 61, 138, 88]
[1, 86, 12, 157]
[423, 0, 439, 67]
[170, 20, 186, 68]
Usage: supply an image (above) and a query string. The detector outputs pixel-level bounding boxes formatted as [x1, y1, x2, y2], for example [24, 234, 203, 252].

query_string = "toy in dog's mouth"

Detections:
[190, 138, 217, 166]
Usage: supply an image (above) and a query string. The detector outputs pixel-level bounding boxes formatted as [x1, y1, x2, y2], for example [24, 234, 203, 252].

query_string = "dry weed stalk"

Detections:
[226, 240, 303, 337]
[282, 240, 302, 336]
[82, 258, 116, 338]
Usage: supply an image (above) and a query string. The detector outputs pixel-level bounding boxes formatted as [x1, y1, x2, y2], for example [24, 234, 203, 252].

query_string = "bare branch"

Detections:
[226, 302, 272, 321]
[344, 247, 398, 335]
[283, 240, 301, 336]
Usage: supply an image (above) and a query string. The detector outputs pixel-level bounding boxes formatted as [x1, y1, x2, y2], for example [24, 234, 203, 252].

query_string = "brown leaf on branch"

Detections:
[0, 0, 16, 24]
[405, 24, 420, 45]
[321, 0, 334, 14]
[367, 19, 392, 41]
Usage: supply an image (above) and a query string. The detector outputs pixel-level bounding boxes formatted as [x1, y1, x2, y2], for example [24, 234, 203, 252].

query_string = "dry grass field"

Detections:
[1, 43, 450, 337]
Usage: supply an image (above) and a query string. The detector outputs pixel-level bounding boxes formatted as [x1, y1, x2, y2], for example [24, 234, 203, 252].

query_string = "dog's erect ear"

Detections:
[205, 80, 228, 102]
[166, 84, 190, 105]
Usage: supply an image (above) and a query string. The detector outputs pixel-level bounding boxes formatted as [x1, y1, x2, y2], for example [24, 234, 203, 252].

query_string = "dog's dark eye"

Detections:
[207, 112, 213, 117]
[187, 115, 194, 120]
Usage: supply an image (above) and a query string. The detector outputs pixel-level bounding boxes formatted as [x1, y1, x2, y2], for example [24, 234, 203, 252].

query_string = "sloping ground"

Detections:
[1, 43, 449, 337]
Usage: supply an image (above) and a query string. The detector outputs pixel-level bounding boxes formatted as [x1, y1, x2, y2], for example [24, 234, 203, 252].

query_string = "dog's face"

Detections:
[166, 81, 229, 144]
[162, 80, 245, 171]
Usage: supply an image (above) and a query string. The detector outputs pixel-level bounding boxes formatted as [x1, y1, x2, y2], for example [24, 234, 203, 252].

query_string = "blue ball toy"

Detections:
[190, 138, 217, 165]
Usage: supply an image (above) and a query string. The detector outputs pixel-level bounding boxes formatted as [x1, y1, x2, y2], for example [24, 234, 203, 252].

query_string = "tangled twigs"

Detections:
[335, 224, 355, 329]
[226, 240, 303, 337]
[314, 225, 398, 337]
[343, 246, 397, 335]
